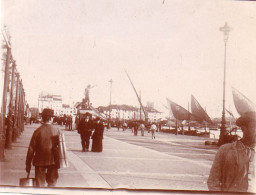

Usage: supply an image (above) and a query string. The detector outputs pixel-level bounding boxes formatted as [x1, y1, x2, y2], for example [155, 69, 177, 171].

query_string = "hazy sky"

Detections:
[1, 0, 256, 118]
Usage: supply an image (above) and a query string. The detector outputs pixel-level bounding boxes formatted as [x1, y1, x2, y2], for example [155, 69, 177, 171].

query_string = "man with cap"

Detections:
[207, 111, 256, 192]
[25, 108, 60, 187]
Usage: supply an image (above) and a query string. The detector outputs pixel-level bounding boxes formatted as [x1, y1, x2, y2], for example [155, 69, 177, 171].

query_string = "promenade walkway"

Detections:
[0, 124, 218, 195]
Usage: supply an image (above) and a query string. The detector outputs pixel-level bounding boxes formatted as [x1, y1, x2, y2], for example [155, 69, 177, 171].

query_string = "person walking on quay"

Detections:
[91, 117, 104, 152]
[207, 111, 256, 193]
[150, 123, 157, 139]
[123, 121, 128, 131]
[133, 121, 139, 136]
[138, 122, 145, 136]
[25, 108, 60, 187]
[77, 113, 92, 152]
[68, 116, 72, 130]
[116, 120, 121, 131]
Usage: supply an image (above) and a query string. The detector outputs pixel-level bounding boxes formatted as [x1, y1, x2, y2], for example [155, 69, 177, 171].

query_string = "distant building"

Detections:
[30, 107, 39, 119]
[38, 94, 77, 116]
[38, 94, 63, 116]
[98, 104, 163, 122]
[144, 106, 163, 123]
[61, 104, 77, 116]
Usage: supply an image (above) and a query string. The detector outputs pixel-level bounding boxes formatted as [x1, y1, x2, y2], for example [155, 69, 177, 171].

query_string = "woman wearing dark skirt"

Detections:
[91, 117, 104, 152]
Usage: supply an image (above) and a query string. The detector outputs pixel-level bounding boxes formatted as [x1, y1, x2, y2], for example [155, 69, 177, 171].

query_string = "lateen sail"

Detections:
[166, 98, 191, 121]
[191, 95, 212, 123]
[232, 87, 256, 116]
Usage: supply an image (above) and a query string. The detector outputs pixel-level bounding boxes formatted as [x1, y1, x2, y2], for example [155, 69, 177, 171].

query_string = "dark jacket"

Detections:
[26, 123, 60, 167]
[77, 119, 92, 135]
[207, 140, 252, 192]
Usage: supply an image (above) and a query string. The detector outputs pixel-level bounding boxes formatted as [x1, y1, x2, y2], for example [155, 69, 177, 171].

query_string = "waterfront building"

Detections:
[38, 94, 77, 117]
[38, 94, 62, 115]
[98, 104, 163, 122]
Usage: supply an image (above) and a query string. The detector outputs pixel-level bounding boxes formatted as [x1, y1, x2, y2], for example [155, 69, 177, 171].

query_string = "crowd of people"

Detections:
[53, 115, 73, 130]
[115, 120, 159, 139]
[25, 109, 105, 187]
[25, 107, 256, 192]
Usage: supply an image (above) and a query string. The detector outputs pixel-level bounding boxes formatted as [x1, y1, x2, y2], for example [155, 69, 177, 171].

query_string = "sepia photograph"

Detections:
[0, 0, 256, 194]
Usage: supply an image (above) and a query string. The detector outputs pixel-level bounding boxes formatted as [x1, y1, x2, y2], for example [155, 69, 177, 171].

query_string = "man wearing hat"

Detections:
[207, 111, 256, 192]
[77, 112, 93, 152]
[25, 108, 60, 187]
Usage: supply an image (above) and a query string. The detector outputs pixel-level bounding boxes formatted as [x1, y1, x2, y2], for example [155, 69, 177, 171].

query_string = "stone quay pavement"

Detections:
[0, 123, 220, 195]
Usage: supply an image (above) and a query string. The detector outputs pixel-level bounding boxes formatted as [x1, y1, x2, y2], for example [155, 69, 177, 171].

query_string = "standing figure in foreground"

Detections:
[207, 111, 256, 192]
[150, 123, 157, 139]
[77, 113, 92, 152]
[91, 117, 104, 152]
[25, 108, 60, 187]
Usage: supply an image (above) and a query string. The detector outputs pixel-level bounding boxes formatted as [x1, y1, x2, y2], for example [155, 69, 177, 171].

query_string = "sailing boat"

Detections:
[232, 87, 256, 116]
[166, 98, 190, 121]
[217, 87, 256, 144]
[167, 96, 213, 135]
[166, 98, 198, 134]
[191, 95, 212, 124]
[166, 97, 207, 123]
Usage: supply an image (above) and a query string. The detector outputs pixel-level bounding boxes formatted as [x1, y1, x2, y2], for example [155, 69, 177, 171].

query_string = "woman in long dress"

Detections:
[91, 117, 104, 152]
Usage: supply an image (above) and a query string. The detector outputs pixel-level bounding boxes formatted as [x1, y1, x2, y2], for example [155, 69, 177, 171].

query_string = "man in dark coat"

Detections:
[77, 113, 93, 152]
[25, 108, 60, 187]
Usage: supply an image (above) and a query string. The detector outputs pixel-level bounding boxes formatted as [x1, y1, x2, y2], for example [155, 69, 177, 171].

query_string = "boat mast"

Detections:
[125, 70, 148, 122]
[188, 101, 191, 131]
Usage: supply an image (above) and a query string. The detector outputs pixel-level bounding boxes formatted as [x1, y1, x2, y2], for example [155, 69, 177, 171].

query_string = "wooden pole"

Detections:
[5, 62, 16, 148]
[188, 102, 191, 131]
[0, 46, 11, 160]
[125, 70, 147, 122]
[17, 80, 22, 137]
[21, 87, 25, 132]
[12, 73, 19, 142]
[139, 90, 141, 121]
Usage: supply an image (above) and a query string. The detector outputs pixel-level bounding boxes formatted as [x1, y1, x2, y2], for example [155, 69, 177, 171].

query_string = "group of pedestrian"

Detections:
[131, 120, 157, 139]
[53, 115, 73, 130]
[64, 115, 73, 130]
[25, 106, 256, 192]
[77, 112, 104, 152]
[25, 109, 105, 187]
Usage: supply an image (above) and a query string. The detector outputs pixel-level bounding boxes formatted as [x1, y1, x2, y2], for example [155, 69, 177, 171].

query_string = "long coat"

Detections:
[26, 123, 60, 167]
[207, 140, 254, 192]
[91, 122, 104, 152]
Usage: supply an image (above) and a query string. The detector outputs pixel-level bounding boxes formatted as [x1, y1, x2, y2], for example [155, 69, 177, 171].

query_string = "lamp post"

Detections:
[218, 22, 232, 146]
[108, 79, 113, 129]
